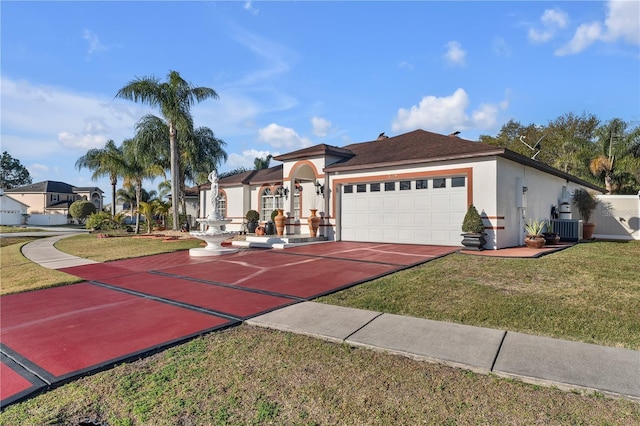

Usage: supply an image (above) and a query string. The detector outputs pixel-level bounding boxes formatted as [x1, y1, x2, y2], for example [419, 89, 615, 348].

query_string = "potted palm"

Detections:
[524, 219, 546, 249]
[460, 204, 486, 251]
[572, 189, 598, 240]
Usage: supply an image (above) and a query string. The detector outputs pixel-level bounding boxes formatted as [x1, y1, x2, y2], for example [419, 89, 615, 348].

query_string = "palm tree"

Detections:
[75, 140, 125, 216]
[590, 119, 640, 194]
[133, 114, 227, 215]
[254, 154, 273, 170]
[121, 138, 165, 234]
[115, 70, 218, 230]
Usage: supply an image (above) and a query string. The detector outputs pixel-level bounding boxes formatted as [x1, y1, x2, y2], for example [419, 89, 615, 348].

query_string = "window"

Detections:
[344, 185, 353, 194]
[356, 184, 367, 193]
[293, 186, 301, 220]
[370, 183, 380, 192]
[385, 182, 395, 191]
[452, 177, 466, 187]
[215, 192, 226, 218]
[260, 188, 284, 221]
[399, 181, 411, 190]
[416, 179, 428, 189]
[433, 178, 446, 188]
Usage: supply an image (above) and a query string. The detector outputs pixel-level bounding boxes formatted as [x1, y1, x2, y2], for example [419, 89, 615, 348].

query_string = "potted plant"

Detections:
[542, 220, 560, 245]
[245, 210, 260, 234]
[460, 204, 486, 251]
[572, 189, 598, 240]
[524, 219, 546, 249]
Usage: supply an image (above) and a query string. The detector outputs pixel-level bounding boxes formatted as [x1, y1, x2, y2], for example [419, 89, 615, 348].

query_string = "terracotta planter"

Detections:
[524, 235, 546, 249]
[308, 209, 321, 237]
[274, 209, 286, 236]
[255, 225, 266, 236]
[582, 222, 596, 240]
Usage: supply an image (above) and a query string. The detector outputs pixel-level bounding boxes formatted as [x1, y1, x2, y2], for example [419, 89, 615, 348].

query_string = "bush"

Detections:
[270, 209, 280, 222]
[246, 210, 260, 222]
[86, 212, 120, 231]
[461, 205, 484, 234]
[69, 200, 96, 224]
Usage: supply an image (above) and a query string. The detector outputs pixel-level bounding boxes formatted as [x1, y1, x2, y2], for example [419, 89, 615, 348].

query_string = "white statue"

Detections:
[207, 170, 222, 220]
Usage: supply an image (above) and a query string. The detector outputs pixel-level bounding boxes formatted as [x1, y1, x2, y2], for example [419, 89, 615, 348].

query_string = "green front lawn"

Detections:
[319, 241, 640, 350]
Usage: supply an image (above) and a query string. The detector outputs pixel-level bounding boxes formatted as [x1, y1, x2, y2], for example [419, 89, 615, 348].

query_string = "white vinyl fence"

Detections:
[593, 194, 640, 241]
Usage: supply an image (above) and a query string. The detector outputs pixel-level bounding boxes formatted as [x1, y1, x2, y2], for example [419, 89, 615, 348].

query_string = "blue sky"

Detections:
[2, 1, 639, 205]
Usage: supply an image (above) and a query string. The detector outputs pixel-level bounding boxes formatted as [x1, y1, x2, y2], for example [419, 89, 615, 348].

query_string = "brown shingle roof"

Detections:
[274, 144, 354, 161]
[325, 129, 504, 172]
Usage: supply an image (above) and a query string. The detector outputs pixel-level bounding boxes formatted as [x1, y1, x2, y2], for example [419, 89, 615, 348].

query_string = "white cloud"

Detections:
[311, 116, 331, 137]
[605, 0, 640, 44]
[243, 1, 259, 15]
[0, 77, 141, 158]
[528, 8, 569, 43]
[83, 29, 106, 55]
[391, 88, 509, 134]
[492, 37, 511, 57]
[554, 1, 639, 56]
[258, 123, 312, 150]
[555, 22, 603, 56]
[444, 41, 466, 66]
[227, 149, 276, 170]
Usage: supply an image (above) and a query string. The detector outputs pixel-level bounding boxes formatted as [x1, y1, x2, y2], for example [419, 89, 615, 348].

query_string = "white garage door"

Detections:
[340, 177, 467, 246]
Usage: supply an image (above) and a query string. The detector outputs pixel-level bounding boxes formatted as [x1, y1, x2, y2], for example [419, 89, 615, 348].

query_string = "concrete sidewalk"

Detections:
[20, 233, 98, 269]
[248, 302, 640, 401]
[11, 234, 640, 402]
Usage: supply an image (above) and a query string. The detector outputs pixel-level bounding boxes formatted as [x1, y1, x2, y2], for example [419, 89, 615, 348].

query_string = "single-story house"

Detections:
[0, 189, 30, 225]
[198, 129, 603, 249]
[4, 181, 104, 225]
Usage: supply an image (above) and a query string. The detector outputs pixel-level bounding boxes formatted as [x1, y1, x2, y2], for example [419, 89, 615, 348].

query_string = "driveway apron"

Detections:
[1, 242, 456, 407]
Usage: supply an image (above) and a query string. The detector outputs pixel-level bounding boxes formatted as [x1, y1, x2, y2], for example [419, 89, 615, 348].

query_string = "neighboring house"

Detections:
[0, 189, 29, 225]
[197, 129, 603, 249]
[4, 181, 104, 225]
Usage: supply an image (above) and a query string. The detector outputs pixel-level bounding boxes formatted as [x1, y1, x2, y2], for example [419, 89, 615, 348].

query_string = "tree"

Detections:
[69, 200, 96, 224]
[0, 151, 32, 189]
[116, 70, 219, 230]
[132, 114, 227, 215]
[254, 154, 273, 170]
[590, 118, 640, 194]
[121, 138, 165, 234]
[75, 140, 125, 216]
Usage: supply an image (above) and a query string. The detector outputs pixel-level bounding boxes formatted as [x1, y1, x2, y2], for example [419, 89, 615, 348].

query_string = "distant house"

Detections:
[198, 129, 603, 249]
[4, 181, 104, 225]
[0, 189, 29, 225]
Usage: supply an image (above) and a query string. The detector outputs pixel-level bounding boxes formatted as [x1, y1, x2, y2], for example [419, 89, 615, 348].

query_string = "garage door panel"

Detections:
[341, 178, 467, 246]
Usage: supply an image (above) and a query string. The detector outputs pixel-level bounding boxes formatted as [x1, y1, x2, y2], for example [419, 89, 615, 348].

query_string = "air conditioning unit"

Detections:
[551, 219, 583, 242]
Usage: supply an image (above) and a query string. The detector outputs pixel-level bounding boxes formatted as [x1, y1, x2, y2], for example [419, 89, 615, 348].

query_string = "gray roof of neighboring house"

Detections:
[5, 180, 103, 194]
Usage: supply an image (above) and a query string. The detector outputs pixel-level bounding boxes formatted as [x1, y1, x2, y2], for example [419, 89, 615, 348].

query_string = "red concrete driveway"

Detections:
[1, 242, 456, 407]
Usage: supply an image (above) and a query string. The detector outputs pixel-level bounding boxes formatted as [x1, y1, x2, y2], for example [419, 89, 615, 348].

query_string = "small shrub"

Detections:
[246, 210, 260, 222]
[461, 205, 484, 234]
[86, 212, 120, 231]
[270, 209, 280, 222]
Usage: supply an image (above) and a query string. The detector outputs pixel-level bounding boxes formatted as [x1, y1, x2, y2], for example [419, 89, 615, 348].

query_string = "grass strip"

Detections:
[1, 326, 638, 425]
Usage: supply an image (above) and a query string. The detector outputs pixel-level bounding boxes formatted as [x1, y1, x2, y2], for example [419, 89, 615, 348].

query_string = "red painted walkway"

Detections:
[1, 242, 456, 407]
